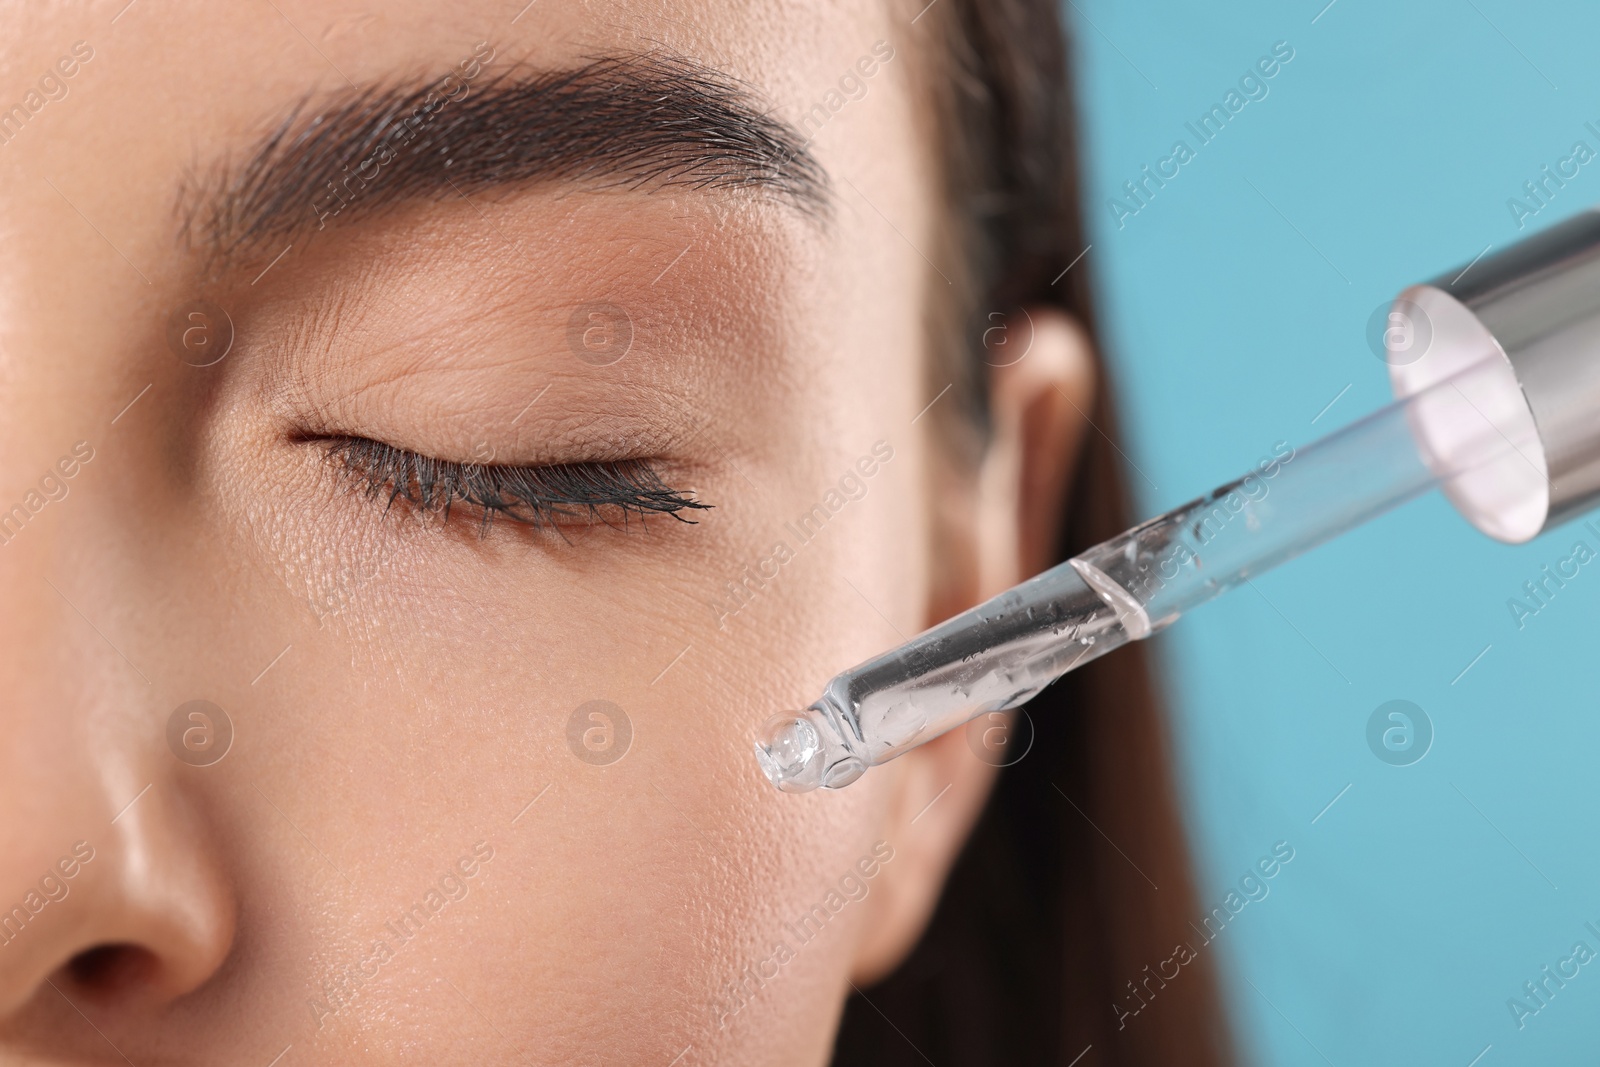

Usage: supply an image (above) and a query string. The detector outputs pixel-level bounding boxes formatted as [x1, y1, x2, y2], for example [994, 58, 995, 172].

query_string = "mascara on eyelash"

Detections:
[325, 436, 711, 530]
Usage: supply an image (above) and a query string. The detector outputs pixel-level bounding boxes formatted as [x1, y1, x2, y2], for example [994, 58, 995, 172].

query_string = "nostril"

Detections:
[64, 943, 159, 997]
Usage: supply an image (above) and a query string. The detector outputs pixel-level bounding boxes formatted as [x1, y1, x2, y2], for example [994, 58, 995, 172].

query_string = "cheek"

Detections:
[228, 553, 912, 1061]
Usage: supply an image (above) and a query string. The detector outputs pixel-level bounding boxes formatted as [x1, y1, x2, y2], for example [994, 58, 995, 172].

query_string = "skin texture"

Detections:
[0, 1, 1094, 1063]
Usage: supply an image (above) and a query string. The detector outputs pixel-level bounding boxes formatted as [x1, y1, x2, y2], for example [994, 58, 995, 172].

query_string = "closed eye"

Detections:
[325, 436, 711, 531]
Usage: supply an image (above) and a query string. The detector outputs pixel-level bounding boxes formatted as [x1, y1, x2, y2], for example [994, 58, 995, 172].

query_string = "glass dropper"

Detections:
[754, 349, 1544, 793]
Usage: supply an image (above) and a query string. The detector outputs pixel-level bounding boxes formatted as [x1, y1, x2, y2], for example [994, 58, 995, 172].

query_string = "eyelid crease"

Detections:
[325, 435, 711, 532]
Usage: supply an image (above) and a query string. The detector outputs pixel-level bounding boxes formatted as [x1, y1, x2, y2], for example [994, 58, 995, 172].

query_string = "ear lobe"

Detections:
[847, 308, 1096, 985]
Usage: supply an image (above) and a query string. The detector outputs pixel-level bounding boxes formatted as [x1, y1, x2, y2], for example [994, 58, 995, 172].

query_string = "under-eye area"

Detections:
[322, 434, 712, 533]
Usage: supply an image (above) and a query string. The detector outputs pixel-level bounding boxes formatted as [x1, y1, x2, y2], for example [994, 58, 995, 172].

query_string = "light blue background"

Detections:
[1072, 2, 1600, 1064]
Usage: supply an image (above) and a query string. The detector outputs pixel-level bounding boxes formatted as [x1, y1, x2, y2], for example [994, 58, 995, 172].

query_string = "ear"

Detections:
[849, 307, 1097, 983]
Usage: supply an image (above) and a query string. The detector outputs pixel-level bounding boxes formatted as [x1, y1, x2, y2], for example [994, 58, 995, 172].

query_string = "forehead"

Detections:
[0, 0, 882, 82]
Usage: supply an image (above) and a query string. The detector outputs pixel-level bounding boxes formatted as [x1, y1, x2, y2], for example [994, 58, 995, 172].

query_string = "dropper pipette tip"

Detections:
[754, 712, 824, 793]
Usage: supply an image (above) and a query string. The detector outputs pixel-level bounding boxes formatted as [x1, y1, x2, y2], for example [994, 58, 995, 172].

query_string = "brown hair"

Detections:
[831, 1, 1234, 1062]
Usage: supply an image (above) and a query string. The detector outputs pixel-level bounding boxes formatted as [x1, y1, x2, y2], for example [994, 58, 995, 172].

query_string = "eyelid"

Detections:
[324, 436, 711, 530]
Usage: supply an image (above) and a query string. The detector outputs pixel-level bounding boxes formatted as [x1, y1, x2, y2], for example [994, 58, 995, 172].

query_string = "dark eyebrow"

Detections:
[181, 51, 830, 264]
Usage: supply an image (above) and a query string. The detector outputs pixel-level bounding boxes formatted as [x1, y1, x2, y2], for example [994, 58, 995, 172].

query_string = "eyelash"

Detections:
[325, 436, 711, 531]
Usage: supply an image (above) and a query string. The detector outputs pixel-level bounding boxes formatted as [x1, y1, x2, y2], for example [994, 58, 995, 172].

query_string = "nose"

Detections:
[0, 784, 238, 1018]
[0, 556, 236, 1019]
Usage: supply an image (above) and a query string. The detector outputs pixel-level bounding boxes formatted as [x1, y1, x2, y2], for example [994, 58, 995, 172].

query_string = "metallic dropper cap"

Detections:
[1389, 209, 1600, 542]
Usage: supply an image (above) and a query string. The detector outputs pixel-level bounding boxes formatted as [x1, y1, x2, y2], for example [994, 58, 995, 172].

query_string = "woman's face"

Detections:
[0, 2, 1088, 1063]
